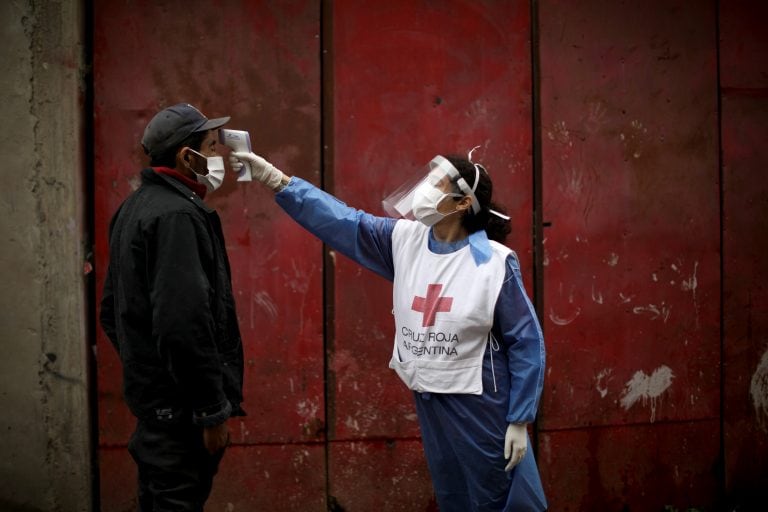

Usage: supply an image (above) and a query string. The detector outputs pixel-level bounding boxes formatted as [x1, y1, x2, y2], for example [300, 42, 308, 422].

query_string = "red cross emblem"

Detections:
[411, 283, 453, 327]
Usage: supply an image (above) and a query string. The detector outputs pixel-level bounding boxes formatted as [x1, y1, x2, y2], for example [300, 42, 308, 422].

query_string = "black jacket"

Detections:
[100, 168, 244, 427]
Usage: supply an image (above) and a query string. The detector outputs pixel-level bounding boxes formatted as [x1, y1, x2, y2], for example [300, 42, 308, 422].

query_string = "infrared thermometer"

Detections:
[219, 129, 253, 181]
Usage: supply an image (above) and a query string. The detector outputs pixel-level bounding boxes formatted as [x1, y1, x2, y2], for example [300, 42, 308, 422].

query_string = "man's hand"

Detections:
[504, 423, 528, 471]
[203, 421, 230, 455]
[229, 151, 285, 190]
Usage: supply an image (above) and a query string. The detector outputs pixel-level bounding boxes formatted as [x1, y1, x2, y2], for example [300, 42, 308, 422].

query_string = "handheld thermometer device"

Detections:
[219, 129, 253, 181]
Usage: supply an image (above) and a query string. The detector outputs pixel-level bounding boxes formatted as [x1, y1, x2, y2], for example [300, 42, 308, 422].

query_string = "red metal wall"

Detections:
[720, 0, 768, 506]
[328, 1, 533, 509]
[538, 1, 721, 509]
[93, 1, 326, 510]
[92, 1, 768, 510]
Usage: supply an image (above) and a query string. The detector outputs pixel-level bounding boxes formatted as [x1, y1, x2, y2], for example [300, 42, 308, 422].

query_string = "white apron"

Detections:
[388, 220, 510, 394]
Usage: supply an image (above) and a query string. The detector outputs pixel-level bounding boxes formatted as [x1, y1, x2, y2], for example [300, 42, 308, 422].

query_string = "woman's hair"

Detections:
[149, 130, 208, 168]
[444, 154, 511, 244]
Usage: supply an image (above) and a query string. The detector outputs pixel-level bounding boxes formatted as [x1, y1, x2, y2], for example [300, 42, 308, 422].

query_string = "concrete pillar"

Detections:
[0, 1, 92, 511]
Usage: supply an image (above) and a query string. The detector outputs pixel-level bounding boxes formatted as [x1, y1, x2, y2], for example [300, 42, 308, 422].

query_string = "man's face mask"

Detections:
[186, 148, 225, 192]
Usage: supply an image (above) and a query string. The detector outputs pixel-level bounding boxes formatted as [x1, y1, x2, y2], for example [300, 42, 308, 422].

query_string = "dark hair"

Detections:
[148, 130, 207, 168]
[444, 155, 511, 244]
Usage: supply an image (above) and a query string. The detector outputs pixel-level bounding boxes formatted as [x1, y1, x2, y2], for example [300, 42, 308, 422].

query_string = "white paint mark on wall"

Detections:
[561, 166, 585, 199]
[296, 398, 319, 420]
[632, 303, 671, 322]
[549, 307, 581, 326]
[606, 252, 619, 267]
[239, 421, 250, 442]
[585, 101, 608, 134]
[128, 175, 141, 191]
[254, 291, 278, 321]
[595, 369, 613, 398]
[345, 415, 360, 432]
[681, 260, 700, 329]
[751, 347, 768, 431]
[619, 292, 634, 304]
[620, 365, 674, 422]
[591, 282, 604, 304]
[548, 120, 571, 144]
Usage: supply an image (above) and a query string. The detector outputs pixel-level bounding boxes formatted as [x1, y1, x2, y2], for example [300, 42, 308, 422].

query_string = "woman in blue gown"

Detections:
[231, 150, 547, 511]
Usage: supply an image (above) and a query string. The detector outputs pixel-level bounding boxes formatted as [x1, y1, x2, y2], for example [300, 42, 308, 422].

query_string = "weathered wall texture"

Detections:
[0, 1, 92, 511]
[721, 0, 768, 506]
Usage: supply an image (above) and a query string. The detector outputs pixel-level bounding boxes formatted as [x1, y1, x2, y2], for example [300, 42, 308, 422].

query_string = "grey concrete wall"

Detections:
[0, 1, 92, 511]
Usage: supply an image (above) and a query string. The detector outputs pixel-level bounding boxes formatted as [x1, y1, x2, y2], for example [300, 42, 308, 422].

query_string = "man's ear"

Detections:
[176, 147, 191, 169]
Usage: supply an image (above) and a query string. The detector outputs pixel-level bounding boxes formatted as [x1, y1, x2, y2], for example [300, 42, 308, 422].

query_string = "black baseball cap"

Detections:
[141, 103, 230, 159]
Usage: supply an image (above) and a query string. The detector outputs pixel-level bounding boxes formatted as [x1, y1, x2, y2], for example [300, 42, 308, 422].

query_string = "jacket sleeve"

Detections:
[99, 263, 119, 353]
[100, 211, 121, 353]
[149, 211, 230, 427]
[275, 177, 397, 281]
[495, 252, 546, 424]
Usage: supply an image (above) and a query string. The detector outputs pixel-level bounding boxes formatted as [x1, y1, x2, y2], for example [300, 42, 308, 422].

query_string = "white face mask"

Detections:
[196, 156, 225, 192]
[411, 182, 461, 226]
[187, 148, 226, 193]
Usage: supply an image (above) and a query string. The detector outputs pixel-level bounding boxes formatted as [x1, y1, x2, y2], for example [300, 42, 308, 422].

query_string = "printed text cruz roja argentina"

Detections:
[400, 326, 460, 357]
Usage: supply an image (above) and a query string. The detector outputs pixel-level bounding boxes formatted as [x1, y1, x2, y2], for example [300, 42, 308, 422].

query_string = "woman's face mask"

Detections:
[411, 181, 462, 226]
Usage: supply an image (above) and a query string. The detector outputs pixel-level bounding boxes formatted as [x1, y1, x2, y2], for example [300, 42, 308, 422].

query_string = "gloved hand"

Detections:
[504, 423, 528, 471]
[230, 151, 286, 190]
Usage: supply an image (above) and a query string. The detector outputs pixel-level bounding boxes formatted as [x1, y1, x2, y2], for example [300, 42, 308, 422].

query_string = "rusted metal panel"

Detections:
[539, 421, 720, 511]
[93, 0, 323, 505]
[539, 0, 719, 427]
[719, 0, 768, 90]
[538, 0, 721, 506]
[328, 440, 437, 511]
[100, 444, 327, 511]
[720, 2, 768, 496]
[721, 94, 768, 506]
[98, 448, 138, 512]
[207, 445, 327, 510]
[330, 0, 534, 438]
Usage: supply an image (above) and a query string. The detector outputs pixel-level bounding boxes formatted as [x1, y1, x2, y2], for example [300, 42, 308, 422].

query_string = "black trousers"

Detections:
[128, 419, 225, 512]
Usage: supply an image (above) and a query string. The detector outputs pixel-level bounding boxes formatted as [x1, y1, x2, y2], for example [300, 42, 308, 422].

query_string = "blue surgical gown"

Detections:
[276, 177, 547, 511]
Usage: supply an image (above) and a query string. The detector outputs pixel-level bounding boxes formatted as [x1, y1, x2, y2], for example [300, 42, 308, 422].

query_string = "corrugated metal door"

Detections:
[93, 1, 325, 510]
[537, 1, 721, 509]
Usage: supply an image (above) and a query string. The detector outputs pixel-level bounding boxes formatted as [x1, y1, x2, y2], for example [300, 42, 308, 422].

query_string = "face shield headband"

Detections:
[467, 146, 510, 221]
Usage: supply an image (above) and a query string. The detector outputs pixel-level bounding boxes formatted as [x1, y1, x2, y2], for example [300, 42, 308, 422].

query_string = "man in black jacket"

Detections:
[100, 103, 245, 512]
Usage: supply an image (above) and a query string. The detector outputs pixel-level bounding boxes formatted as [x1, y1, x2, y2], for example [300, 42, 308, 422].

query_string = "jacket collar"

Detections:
[141, 168, 214, 213]
[153, 166, 208, 198]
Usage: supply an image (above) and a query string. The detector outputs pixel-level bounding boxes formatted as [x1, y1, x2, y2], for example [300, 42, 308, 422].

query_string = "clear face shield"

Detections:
[382, 155, 481, 220]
